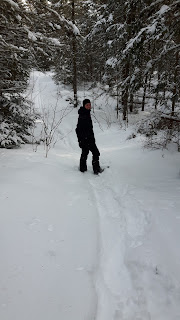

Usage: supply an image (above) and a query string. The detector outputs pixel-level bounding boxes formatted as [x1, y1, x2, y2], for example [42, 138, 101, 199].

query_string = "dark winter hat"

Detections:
[83, 99, 91, 107]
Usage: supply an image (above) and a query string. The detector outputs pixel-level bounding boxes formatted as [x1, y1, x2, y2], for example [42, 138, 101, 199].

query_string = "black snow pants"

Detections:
[80, 143, 100, 173]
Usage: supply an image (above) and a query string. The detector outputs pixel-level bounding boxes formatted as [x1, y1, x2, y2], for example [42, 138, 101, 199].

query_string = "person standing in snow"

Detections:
[76, 99, 103, 174]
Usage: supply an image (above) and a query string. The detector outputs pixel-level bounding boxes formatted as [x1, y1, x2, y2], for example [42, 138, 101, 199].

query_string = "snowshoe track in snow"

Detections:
[89, 171, 152, 320]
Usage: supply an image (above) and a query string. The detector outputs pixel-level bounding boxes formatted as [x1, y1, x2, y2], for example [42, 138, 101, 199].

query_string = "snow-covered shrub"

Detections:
[138, 111, 180, 150]
[138, 111, 161, 136]
[0, 93, 35, 148]
[126, 133, 136, 140]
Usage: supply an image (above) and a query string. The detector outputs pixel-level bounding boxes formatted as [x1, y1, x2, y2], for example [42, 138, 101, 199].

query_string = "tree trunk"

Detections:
[154, 71, 160, 110]
[122, 60, 129, 120]
[142, 74, 148, 111]
[72, 0, 78, 108]
[129, 93, 133, 112]
[171, 51, 179, 116]
[122, 89, 128, 120]
[116, 86, 119, 119]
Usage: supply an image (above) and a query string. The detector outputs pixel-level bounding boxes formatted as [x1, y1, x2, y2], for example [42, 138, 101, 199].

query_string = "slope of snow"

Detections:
[0, 71, 180, 320]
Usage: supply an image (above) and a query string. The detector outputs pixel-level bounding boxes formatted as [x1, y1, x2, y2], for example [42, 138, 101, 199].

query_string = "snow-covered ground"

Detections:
[0, 72, 180, 320]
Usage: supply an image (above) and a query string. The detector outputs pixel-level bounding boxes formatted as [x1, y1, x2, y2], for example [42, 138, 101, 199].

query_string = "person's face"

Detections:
[85, 103, 91, 110]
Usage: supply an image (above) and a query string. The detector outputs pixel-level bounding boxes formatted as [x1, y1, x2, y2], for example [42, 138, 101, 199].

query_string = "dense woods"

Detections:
[0, 0, 179, 148]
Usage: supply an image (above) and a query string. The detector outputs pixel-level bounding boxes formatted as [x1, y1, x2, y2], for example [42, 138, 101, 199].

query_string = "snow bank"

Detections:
[1, 71, 180, 320]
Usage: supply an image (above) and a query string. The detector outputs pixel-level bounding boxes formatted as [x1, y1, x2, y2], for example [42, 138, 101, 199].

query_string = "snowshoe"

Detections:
[94, 167, 104, 175]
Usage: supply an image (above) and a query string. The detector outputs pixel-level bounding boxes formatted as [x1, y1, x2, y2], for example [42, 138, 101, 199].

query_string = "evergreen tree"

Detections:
[90, 0, 180, 120]
[0, 0, 35, 147]
[0, 0, 80, 147]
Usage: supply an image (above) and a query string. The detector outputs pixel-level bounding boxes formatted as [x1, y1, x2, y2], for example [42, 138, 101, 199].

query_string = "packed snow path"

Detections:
[0, 72, 180, 320]
[0, 146, 98, 320]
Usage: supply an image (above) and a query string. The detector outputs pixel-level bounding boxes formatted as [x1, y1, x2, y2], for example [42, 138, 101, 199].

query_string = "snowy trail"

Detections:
[88, 136, 180, 320]
[88, 169, 150, 320]
[0, 147, 99, 320]
[1, 72, 180, 320]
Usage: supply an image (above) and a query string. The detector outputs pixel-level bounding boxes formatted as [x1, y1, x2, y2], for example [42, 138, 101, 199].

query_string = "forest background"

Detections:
[0, 0, 180, 150]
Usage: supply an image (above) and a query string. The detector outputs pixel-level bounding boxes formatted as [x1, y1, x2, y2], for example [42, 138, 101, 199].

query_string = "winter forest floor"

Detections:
[0, 72, 180, 320]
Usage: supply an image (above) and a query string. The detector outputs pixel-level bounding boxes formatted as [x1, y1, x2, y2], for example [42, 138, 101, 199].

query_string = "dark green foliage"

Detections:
[1, 0, 179, 148]
[0, 0, 35, 147]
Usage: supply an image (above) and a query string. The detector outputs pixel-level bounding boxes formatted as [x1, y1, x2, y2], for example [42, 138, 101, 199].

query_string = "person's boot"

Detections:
[92, 160, 103, 175]
[98, 167, 104, 174]
[80, 159, 87, 172]
[94, 167, 104, 175]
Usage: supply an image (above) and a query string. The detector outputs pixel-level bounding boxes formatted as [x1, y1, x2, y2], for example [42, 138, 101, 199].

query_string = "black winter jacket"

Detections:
[76, 107, 95, 147]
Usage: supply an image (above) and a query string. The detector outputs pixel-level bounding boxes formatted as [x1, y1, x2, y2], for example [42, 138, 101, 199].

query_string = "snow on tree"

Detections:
[0, 0, 35, 147]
